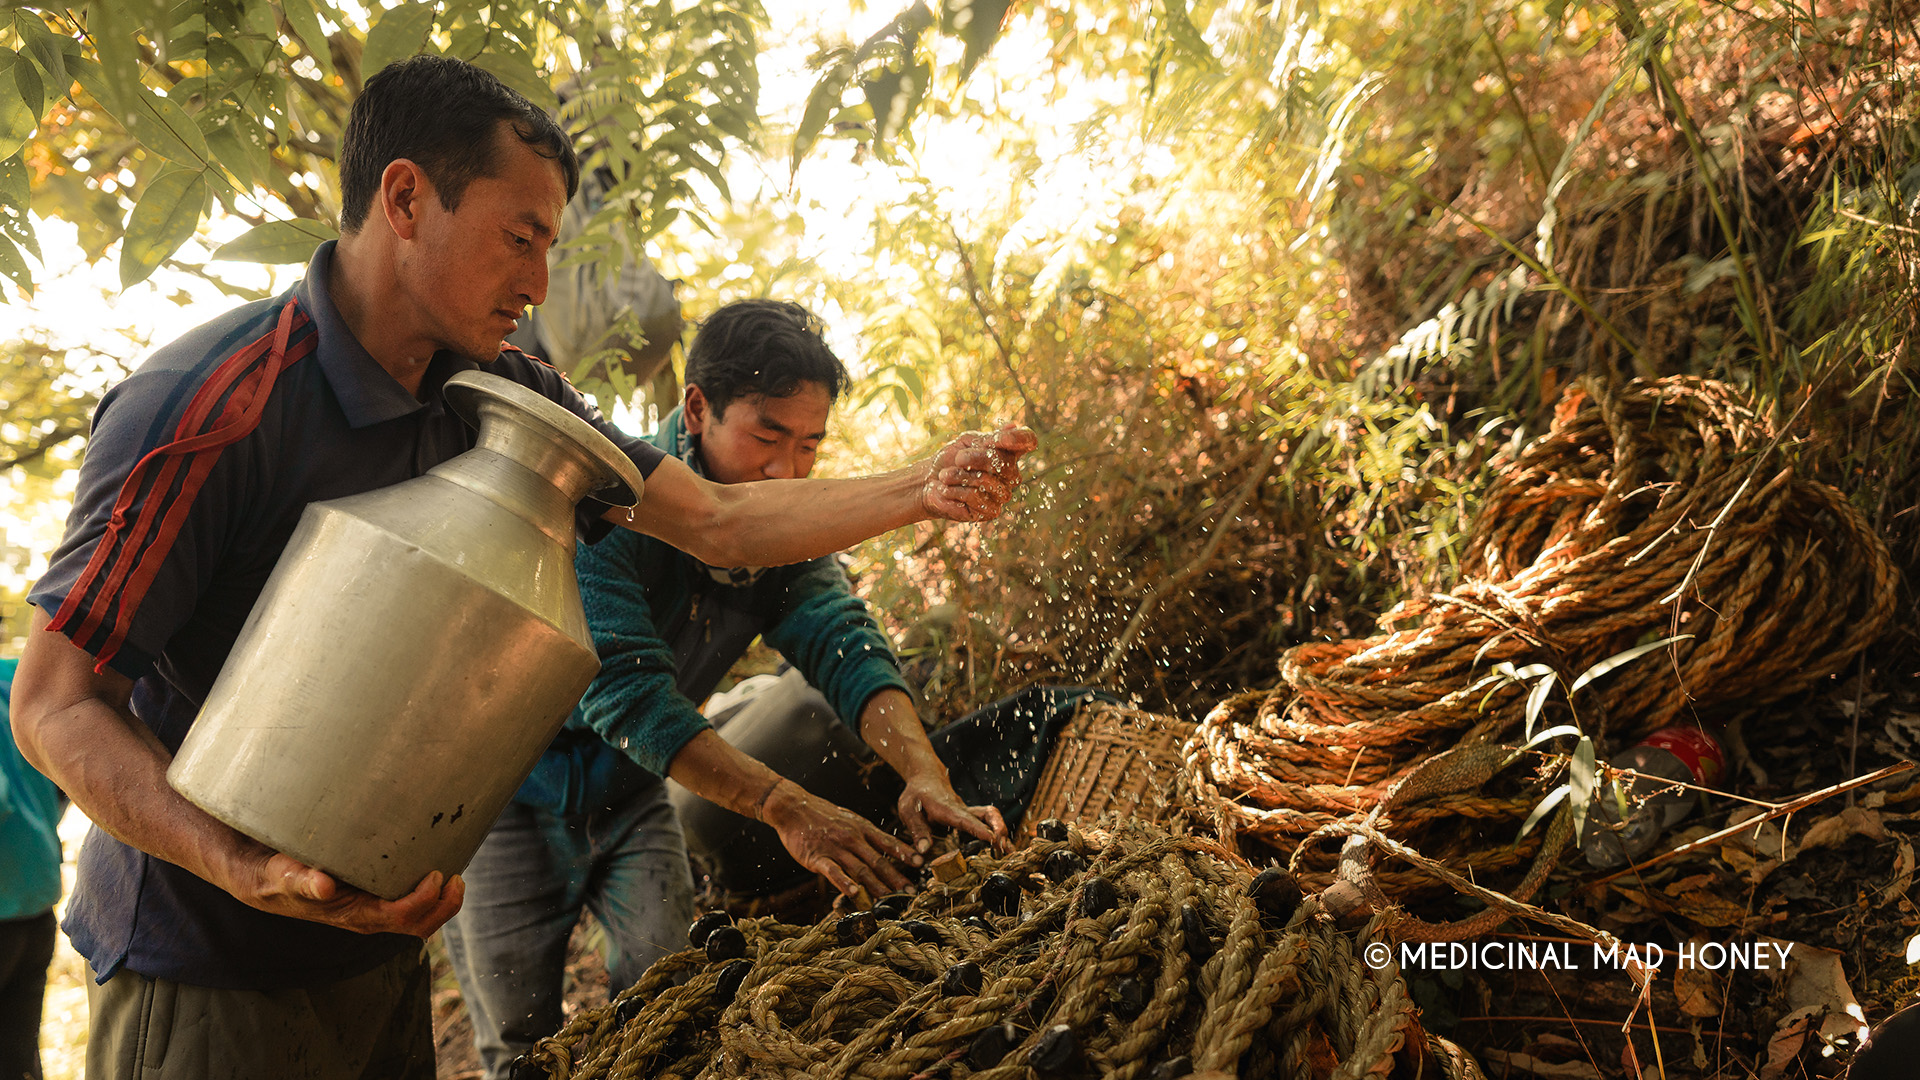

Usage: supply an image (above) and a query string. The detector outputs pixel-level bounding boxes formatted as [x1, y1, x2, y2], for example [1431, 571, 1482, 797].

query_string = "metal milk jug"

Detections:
[168, 370, 643, 900]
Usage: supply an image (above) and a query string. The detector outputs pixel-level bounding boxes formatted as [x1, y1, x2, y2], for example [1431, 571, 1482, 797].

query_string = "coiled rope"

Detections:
[1183, 376, 1898, 893]
[515, 822, 1492, 1080]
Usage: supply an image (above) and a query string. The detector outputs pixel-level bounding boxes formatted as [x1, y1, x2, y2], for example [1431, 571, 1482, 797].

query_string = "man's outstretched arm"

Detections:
[10, 607, 464, 937]
[608, 425, 1037, 569]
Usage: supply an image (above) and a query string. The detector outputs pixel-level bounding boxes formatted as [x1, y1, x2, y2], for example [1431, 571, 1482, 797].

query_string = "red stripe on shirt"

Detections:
[48, 300, 312, 672]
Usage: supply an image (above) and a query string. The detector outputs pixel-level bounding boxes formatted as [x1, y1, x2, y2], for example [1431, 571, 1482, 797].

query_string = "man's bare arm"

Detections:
[856, 689, 1008, 853]
[10, 607, 462, 937]
[606, 426, 1037, 569]
[667, 729, 918, 899]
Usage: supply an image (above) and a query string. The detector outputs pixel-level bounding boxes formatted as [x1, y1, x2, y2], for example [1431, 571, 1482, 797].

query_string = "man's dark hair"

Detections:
[685, 300, 851, 419]
[339, 55, 580, 233]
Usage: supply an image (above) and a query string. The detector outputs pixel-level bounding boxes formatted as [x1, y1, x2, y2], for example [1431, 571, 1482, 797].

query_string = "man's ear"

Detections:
[683, 384, 710, 434]
[380, 159, 430, 241]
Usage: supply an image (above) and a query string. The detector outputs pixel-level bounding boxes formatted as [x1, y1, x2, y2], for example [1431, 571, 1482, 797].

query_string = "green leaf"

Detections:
[1519, 723, 1584, 751]
[1517, 785, 1568, 841]
[120, 167, 210, 287]
[277, 0, 335, 78]
[0, 231, 33, 295]
[863, 60, 929, 152]
[1568, 735, 1597, 845]
[0, 152, 39, 262]
[471, 47, 553, 109]
[941, 0, 1009, 81]
[212, 218, 336, 263]
[14, 15, 69, 95]
[361, 2, 438, 83]
[12, 46, 45, 125]
[1569, 634, 1693, 696]
[1162, 0, 1219, 71]
[1523, 670, 1557, 735]
[86, 0, 142, 114]
[202, 106, 272, 191]
[791, 59, 852, 174]
[0, 51, 37, 160]
[119, 86, 212, 168]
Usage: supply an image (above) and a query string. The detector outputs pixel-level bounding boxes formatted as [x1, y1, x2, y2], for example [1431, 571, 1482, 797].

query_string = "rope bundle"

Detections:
[517, 822, 1487, 1080]
[1184, 376, 1898, 885]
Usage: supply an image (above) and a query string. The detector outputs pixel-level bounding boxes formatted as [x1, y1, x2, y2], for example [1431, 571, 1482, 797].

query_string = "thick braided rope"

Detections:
[526, 821, 1487, 1079]
[1183, 376, 1900, 894]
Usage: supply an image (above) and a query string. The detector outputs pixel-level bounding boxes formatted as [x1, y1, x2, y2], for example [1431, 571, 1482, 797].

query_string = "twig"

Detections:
[1589, 760, 1915, 886]
[1461, 1016, 1735, 1036]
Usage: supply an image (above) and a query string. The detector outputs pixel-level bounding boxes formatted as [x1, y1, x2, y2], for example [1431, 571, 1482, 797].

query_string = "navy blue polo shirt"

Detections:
[27, 241, 666, 990]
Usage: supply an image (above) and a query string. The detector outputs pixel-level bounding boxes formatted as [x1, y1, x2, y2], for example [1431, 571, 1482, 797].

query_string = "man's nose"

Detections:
[521, 257, 550, 308]
[763, 451, 797, 480]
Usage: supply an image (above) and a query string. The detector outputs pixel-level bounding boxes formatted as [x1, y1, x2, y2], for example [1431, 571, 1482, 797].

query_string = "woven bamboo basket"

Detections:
[1017, 702, 1196, 842]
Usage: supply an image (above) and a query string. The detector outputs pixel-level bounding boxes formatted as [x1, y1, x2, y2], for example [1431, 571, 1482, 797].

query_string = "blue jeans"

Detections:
[440, 781, 697, 1080]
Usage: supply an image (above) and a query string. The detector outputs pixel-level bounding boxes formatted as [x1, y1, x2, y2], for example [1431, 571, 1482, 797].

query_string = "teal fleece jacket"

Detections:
[513, 407, 911, 816]
[1, 657, 65, 919]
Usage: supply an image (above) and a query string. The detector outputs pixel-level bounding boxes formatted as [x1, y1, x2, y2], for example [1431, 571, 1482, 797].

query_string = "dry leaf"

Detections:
[1720, 843, 1757, 873]
[1477, 1049, 1602, 1079]
[1669, 888, 1752, 928]
[1665, 872, 1718, 895]
[1798, 807, 1888, 854]
[1759, 1006, 1817, 1080]
[1768, 938, 1873, 1046]
[1890, 840, 1915, 908]
[1675, 938, 1725, 1018]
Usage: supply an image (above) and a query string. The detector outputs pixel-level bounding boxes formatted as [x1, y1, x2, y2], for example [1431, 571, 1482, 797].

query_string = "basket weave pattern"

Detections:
[1018, 703, 1196, 840]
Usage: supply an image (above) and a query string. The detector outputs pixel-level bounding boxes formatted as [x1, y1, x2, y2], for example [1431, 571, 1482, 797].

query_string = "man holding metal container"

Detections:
[442, 299, 1010, 1078]
[8, 56, 1033, 1080]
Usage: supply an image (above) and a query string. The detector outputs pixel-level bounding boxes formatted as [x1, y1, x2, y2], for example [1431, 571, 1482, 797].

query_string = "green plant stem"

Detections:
[1482, 21, 1554, 193]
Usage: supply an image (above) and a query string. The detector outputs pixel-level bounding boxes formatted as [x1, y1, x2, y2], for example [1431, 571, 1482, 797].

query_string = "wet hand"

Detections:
[239, 850, 465, 937]
[761, 779, 917, 900]
[922, 424, 1038, 522]
[897, 774, 1009, 855]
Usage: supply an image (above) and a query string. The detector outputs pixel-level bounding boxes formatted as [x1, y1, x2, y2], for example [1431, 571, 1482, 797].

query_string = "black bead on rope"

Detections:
[1248, 866, 1303, 926]
[1078, 875, 1119, 917]
[1180, 903, 1216, 962]
[614, 991, 647, 1025]
[687, 910, 735, 948]
[704, 924, 748, 962]
[872, 892, 911, 920]
[1035, 818, 1070, 842]
[902, 919, 945, 945]
[1029, 1024, 1078, 1072]
[941, 960, 985, 997]
[836, 911, 879, 945]
[1109, 975, 1148, 1019]
[713, 958, 753, 1003]
[1042, 848, 1087, 883]
[962, 915, 997, 938]
[980, 872, 1022, 916]
[968, 1021, 1022, 1069]
[1148, 1054, 1194, 1080]
[507, 1053, 551, 1080]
